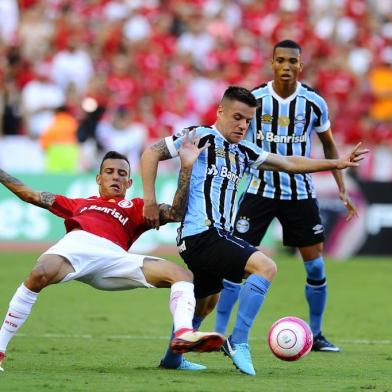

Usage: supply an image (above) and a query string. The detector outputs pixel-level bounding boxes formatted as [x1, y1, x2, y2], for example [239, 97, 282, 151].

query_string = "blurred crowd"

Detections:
[0, 0, 391, 178]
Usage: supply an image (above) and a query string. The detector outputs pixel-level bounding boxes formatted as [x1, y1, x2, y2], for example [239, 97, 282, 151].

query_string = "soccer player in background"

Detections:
[0, 133, 225, 372]
[141, 86, 367, 375]
[215, 40, 356, 352]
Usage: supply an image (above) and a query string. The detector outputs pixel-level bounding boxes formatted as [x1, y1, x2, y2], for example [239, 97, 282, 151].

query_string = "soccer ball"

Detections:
[268, 316, 313, 361]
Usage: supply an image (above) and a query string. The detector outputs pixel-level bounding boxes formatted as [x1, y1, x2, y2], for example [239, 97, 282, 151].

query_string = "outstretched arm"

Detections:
[0, 169, 55, 209]
[318, 130, 358, 221]
[258, 142, 369, 174]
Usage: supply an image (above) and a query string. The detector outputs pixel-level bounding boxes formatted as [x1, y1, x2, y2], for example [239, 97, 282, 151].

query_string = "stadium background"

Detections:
[0, 2, 391, 391]
[0, 0, 391, 257]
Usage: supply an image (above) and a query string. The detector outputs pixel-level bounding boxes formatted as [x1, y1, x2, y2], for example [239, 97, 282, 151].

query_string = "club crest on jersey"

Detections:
[118, 199, 133, 208]
[236, 216, 250, 233]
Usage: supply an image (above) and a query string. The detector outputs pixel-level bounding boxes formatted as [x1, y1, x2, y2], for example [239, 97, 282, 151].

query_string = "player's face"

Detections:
[272, 47, 303, 83]
[216, 100, 255, 144]
[96, 159, 132, 198]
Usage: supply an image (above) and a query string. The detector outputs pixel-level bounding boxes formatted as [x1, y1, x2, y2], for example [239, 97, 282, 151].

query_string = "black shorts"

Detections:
[233, 193, 325, 248]
[178, 228, 258, 299]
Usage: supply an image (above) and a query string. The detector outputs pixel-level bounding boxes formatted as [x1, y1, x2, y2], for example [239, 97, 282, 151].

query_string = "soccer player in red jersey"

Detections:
[0, 131, 224, 372]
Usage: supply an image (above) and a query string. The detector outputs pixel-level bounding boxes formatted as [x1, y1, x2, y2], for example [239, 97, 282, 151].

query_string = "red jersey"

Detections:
[49, 195, 150, 251]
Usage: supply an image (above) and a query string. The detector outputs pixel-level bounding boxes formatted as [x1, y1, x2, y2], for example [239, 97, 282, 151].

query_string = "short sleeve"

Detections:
[130, 197, 150, 235]
[250, 150, 269, 168]
[314, 96, 331, 133]
[241, 140, 269, 169]
[164, 127, 205, 158]
[49, 195, 80, 218]
[130, 198, 145, 227]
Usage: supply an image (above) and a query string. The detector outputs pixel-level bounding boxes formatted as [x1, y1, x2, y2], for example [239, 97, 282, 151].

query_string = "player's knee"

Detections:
[304, 256, 325, 281]
[300, 243, 323, 261]
[183, 268, 193, 282]
[195, 295, 219, 317]
[197, 303, 214, 318]
[259, 257, 277, 281]
[169, 264, 193, 284]
[307, 259, 324, 275]
[206, 296, 219, 315]
[245, 252, 277, 281]
[26, 265, 51, 291]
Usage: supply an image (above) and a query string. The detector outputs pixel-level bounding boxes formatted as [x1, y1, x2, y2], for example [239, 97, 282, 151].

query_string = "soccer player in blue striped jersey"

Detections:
[215, 40, 358, 353]
[141, 86, 367, 375]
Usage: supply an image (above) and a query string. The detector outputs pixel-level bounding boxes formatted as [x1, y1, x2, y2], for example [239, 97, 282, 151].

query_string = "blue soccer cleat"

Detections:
[159, 358, 207, 371]
[222, 337, 256, 376]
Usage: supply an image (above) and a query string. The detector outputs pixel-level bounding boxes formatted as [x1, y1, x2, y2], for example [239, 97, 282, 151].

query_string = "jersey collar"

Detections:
[267, 80, 301, 104]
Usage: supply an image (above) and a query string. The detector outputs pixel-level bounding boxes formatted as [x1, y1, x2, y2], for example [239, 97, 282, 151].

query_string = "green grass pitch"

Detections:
[0, 250, 391, 391]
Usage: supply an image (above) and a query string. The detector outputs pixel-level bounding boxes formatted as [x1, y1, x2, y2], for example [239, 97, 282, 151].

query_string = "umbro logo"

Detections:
[313, 224, 324, 234]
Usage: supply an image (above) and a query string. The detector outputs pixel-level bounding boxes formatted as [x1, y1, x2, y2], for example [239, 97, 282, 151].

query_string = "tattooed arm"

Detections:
[141, 139, 173, 229]
[142, 130, 210, 227]
[158, 160, 195, 224]
[158, 164, 192, 225]
[0, 168, 55, 209]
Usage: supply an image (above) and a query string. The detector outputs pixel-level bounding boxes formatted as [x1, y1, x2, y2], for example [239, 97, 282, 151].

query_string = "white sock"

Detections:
[169, 281, 196, 333]
[0, 284, 39, 352]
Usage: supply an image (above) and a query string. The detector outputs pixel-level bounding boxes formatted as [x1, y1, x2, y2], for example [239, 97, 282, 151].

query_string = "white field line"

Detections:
[14, 333, 392, 345]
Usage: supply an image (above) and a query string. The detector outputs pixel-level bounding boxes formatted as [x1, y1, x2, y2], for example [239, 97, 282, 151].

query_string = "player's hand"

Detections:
[339, 192, 358, 221]
[336, 142, 369, 169]
[178, 129, 210, 168]
[143, 200, 160, 230]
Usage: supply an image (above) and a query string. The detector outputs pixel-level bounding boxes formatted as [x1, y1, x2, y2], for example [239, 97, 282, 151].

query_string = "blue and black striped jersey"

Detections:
[165, 126, 268, 239]
[245, 81, 330, 200]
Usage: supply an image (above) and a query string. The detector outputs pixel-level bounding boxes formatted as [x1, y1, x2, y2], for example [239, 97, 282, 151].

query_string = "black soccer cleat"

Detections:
[311, 333, 341, 352]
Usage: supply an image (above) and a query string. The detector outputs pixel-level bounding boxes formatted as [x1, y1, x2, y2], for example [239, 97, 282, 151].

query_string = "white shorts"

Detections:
[43, 231, 157, 290]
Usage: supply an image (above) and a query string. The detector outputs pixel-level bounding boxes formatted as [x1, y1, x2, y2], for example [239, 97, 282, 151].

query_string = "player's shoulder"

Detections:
[85, 196, 99, 201]
[173, 125, 213, 140]
[128, 197, 143, 208]
[58, 195, 97, 204]
[299, 82, 320, 96]
[298, 83, 327, 104]
[251, 82, 269, 99]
